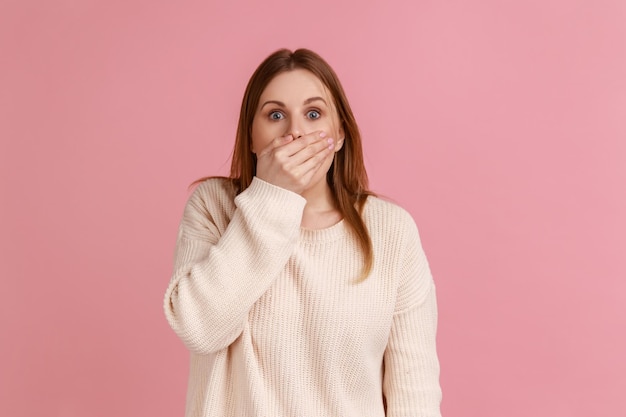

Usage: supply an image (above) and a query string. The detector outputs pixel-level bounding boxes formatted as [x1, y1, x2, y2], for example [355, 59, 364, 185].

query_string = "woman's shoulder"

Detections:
[189, 176, 237, 202]
[183, 177, 237, 219]
[362, 194, 424, 249]
[363, 195, 418, 229]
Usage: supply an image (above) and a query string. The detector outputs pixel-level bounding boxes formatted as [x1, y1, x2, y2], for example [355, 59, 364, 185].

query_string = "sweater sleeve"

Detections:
[383, 218, 442, 417]
[163, 177, 306, 355]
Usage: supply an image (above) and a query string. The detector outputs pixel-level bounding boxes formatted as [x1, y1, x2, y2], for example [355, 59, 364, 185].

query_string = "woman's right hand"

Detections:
[255, 131, 335, 194]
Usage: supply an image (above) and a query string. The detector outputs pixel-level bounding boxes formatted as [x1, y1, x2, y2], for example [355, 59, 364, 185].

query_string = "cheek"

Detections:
[250, 135, 265, 155]
[251, 118, 276, 153]
[319, 115, 343, 140]
[318, 122, 338, 137]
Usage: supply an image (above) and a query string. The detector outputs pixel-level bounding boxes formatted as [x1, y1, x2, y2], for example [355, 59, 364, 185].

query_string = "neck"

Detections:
[300, 181, 342, 229]
[301, 180, 335, 211]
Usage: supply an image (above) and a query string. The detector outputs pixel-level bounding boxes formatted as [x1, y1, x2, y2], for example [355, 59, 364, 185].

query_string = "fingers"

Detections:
[258, 134, 294, 158]
[283, 131, 334, 161]
[258, 131, 333, 163]
[254, 130, 335, 194]
[285, 132, 334, 181]
[290, 141, 332, 180]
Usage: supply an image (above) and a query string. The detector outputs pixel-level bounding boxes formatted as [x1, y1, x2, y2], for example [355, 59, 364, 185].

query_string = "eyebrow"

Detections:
[259, 96, 328, 110]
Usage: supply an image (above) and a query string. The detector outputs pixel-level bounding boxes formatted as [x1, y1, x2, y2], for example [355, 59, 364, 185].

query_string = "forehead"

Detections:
[260, 69, 330, 101]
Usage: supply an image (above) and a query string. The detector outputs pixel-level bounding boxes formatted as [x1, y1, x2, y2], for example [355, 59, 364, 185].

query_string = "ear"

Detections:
[335, 124, 345, 152]
[334, 137, 344, 152]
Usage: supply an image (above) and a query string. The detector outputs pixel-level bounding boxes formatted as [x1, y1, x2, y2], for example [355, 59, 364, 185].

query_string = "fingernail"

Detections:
[319, 132, 327, 138]
[327, 138, 334, 144]
[286, 135, 293, 141]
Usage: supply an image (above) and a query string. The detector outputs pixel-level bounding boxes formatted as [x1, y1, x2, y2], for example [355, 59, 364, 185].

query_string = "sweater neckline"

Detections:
[299, 219, 346, 243]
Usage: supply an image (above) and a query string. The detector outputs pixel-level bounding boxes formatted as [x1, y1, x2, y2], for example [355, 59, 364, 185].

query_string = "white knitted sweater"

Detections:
[164, 177, 442, 417]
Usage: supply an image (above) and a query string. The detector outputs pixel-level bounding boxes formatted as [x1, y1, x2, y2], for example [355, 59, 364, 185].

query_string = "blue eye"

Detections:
[269, 111, 284, 120]
[307, 110, 321, 120]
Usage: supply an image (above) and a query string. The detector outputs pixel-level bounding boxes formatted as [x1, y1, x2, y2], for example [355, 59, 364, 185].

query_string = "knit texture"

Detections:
[164, 177, 442, 417]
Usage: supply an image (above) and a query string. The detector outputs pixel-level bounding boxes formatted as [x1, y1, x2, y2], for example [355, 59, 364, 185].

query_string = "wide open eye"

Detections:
[269, 111, 284, 120]
[306, 110, 321, 120]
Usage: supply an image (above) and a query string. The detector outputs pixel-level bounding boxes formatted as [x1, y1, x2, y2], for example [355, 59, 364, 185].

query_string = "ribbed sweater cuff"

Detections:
[235, 177, 307, 228]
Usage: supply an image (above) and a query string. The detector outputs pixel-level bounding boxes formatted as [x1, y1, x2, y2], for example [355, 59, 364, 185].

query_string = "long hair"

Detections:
[206, 48, 374, 279]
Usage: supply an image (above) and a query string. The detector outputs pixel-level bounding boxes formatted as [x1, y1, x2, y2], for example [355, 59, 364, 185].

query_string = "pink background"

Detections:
[2, 0, 625, 416]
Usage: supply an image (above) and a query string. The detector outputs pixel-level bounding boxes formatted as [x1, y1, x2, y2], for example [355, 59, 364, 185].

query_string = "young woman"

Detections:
[164, 48, 442, 417]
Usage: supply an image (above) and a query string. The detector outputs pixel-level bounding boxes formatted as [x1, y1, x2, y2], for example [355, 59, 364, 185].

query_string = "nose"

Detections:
[286, 118, 304, 139]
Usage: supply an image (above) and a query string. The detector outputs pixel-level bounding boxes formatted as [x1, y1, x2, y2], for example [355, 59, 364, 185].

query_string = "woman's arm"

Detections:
[383, 220, 442, 417]
[163, 177, 306, 355]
